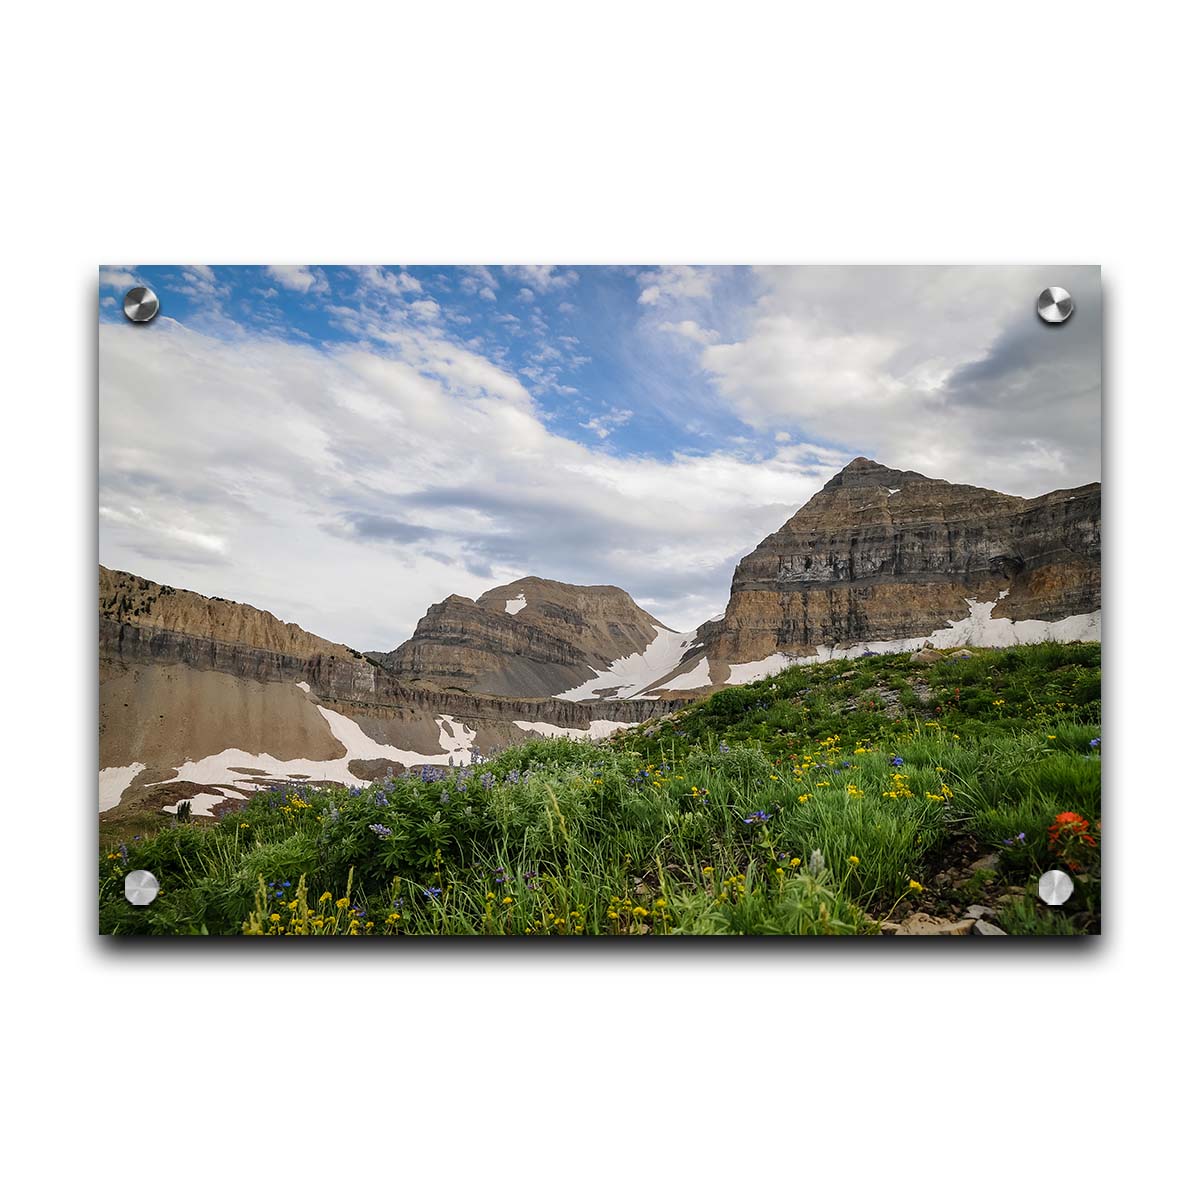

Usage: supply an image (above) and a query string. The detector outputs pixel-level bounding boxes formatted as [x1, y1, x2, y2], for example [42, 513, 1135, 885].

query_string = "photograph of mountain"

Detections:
[99, 265, 1101, 936]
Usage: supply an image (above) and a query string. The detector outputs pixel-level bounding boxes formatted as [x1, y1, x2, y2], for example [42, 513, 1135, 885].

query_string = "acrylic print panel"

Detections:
[98, 266, 1101, 937]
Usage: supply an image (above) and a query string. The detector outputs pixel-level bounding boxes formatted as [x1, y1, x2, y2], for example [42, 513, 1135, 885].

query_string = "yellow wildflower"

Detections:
[848, 855, 860, 865]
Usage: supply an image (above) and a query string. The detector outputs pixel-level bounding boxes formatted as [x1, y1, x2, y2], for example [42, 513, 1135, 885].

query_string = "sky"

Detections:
[99, 265, 1101, 650]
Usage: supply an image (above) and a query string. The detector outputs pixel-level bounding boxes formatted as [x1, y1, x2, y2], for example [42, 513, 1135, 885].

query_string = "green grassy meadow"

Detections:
[99, 642, 1100, 936]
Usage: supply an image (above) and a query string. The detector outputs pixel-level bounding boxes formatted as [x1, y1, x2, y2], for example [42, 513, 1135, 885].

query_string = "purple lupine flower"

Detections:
[718, 741, 731, 754]
[505, 769, 521, 785]
[890, 755, 904, 767]
[422, 886, 442, 900]
[479, 772, 496, 791]
[1089, 737, 1101, 748]
[368, 823, 393, 838]
[439, 789, 450, 803]
[742, 810, 771, 825]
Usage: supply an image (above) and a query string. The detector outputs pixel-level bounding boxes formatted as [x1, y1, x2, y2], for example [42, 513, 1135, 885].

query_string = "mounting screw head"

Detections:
[123, 286, 159, 323]
[1037, 286, 1074, 324]
[124, 869, 160, 906]
[1038, 869, 1074, 906]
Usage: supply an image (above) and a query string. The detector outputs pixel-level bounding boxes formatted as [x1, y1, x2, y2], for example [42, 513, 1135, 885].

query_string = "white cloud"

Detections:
[266, 265, 329, 295]
[638, 265, 715, 306]
[99, 267, 141, 291]
[658, 319, 718, 344]
[410, 298, 441, 321]
[581, 409, 633, 439]
[99, 320, 833, 646]
[503, 266, 579, 292]
[692, 266, 1102, 498]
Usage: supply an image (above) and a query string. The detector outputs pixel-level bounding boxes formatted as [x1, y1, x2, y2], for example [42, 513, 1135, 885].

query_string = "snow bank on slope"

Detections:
[661, 656, 712, 690]
[505, 592, 527, 614]
[555, 626, 696, 700]
[99, 762, 146, 812]
[99, 708, 480, 813]
[725, 600, 1101, 685]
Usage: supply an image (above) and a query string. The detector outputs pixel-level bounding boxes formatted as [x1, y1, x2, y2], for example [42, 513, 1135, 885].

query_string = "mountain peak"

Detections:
[822, 457, 936, 492]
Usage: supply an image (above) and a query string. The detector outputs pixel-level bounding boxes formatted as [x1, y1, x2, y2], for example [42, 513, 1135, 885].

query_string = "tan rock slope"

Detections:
[380, 576, 668, 697]
[688, 457, 1100, 674]
[99, 567, 675, 820]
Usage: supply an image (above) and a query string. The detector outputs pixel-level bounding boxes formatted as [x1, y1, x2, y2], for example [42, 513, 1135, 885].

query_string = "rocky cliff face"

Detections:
[381, 576, 667, 697]
[99, 457, 1101, 816]
[99, 568, 676, 819]
[694, 457, 1100, 667]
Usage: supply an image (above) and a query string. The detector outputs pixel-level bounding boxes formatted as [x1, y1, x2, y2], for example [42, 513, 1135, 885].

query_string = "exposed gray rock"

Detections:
[972, 920, 1008, 936]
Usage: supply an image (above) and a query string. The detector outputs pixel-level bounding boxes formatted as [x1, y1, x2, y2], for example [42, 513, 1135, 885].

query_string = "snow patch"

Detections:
[295, 681, 310, 693]
[99, 762, 146, 812]
[723, 601, 1101, 684]
[161, 793, 227, 818]
[505, 592, 527, 615]
[887, 488, 900, 495]
[726, 654, 796, 685]
[555, 625, 696, 700]
[661, 656, 712, 690]
[513, 719, 637, 742]
[100, 707, 480, 814]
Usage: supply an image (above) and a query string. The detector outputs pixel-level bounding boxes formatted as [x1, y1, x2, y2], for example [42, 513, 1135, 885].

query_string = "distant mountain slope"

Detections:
[380, 576, 680, 698]
[99, 568, 676, 822]
[647, 458, 1100, 691]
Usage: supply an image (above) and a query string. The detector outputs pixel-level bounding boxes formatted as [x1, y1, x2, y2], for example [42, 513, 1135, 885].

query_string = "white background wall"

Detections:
[2, 3, 1190, 1197]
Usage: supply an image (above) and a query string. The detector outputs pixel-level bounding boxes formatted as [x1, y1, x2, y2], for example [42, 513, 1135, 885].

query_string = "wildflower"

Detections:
[1089, 737, 1101, 748]
[269, 913, 281, 923]
[479, 772, 496, 791]
[505, 769, 521, 785]
[368, 823, 393, 838]
[742, 810, 771, 825]
[796, 793, 811, 803]
[890, 755, 904, 767]
[319, 891, 332, 903]
[335, 897, 350, 909]
[848, 855, 860, 865]
[808, 850, 825, 874]
[908, 880, 923, 892]
[1047, 734, 1057, 740]
[422, 887, 443, 901]
[718, 742, 731, 754]
[439, 790, 450, 803]
[789, 857, 802, 867]
[992, 699, 1006, 707]
[501, 897, 514, 905]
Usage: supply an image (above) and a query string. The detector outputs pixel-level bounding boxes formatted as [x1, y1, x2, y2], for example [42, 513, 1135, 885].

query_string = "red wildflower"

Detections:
[1048, 811, 1097, 848]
